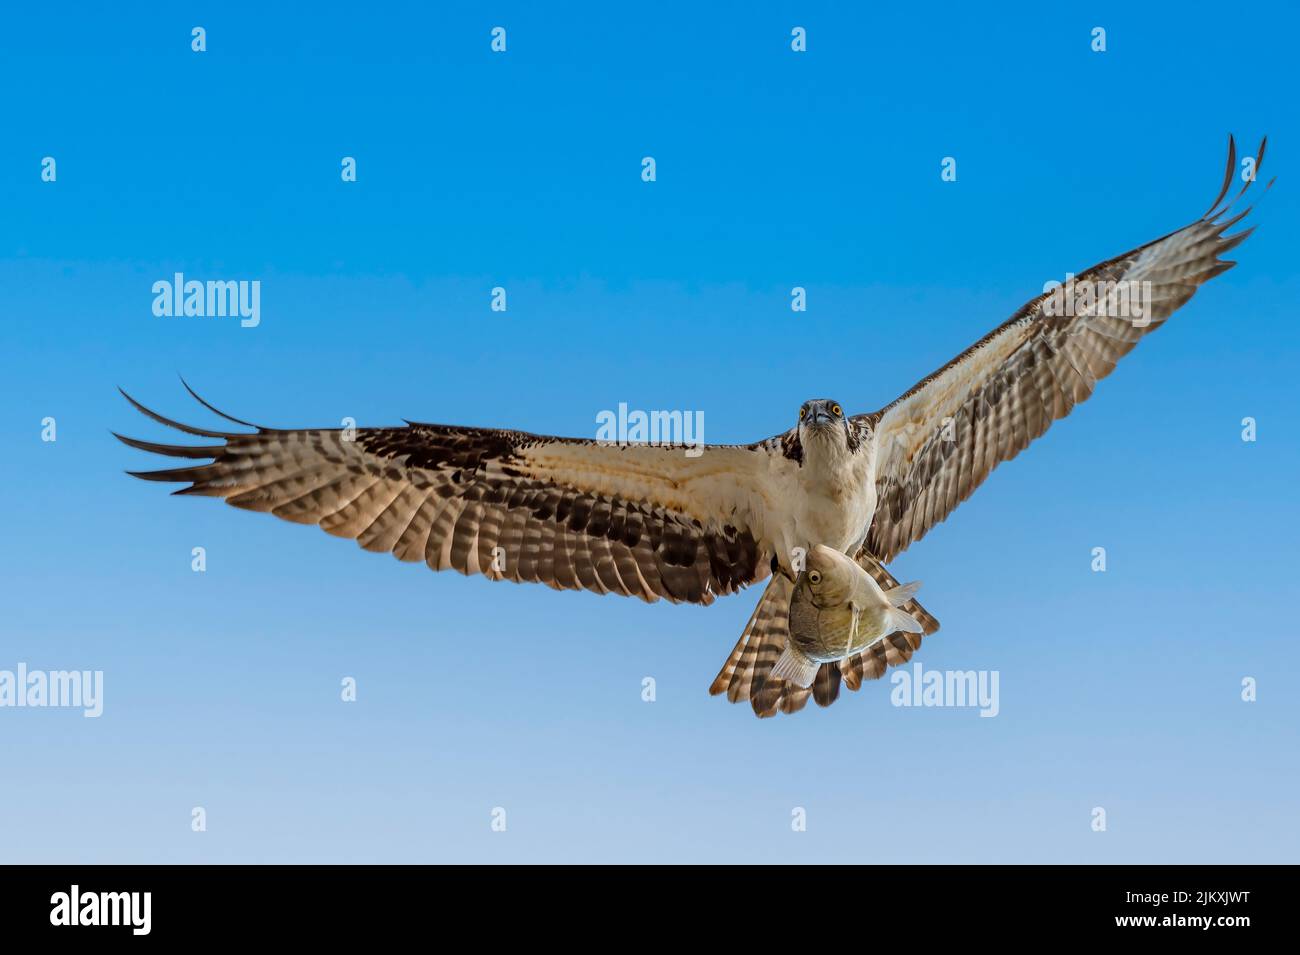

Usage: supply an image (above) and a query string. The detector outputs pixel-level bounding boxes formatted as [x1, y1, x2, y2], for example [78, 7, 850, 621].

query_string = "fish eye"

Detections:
[808, 570, 821, 584]
[831, 404, 842, 417]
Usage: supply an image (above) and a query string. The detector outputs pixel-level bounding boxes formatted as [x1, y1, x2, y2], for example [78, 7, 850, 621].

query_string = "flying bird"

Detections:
[117, 137, 1269, 717]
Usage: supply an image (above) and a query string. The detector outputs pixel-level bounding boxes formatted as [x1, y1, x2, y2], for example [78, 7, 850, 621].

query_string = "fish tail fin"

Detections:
[769, 644, 820, 689]
[860, 558, 938, 635]
[839, 553, 940, 691]
[887, 606, 925, 635]
[884, 579, 922, 607]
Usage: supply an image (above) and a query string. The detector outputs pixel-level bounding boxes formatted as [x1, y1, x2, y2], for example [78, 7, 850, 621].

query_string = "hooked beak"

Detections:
[807, 409, 829, 426]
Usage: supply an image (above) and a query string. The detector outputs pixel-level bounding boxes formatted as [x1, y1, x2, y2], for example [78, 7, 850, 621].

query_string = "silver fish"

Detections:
[773, 544, 923, 688]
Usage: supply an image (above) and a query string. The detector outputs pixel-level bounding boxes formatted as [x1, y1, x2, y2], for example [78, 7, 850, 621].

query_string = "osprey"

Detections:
[118, 138, 1268, 717]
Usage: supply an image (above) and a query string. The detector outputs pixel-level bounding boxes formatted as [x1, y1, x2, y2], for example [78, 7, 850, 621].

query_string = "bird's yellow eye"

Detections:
[808, 570, 822, 584]
[831, 404, 842, 417]
[799, 408, 807, 419]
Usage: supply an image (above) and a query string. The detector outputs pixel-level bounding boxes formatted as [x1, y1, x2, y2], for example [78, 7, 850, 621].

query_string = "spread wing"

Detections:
[116, 387, 797, 605]
[864, 136, 1270, 563]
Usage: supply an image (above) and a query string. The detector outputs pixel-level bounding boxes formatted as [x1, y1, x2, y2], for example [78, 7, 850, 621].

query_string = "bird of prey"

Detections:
[118, 137, 1269, 718]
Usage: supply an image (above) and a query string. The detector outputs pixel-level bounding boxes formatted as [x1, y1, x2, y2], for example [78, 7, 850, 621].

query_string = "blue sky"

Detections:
[2, 1, 1297, 863]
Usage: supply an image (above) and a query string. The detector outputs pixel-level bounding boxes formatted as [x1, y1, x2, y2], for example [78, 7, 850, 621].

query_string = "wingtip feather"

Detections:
[114, 431, 222, 458]
[119, 388, 239, 439]
[179, 376, 272, 430]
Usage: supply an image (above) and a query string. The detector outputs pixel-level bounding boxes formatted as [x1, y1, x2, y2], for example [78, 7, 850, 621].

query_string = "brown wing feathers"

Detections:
[866, 136, 1269, 564]
[116, 390, 768, 605]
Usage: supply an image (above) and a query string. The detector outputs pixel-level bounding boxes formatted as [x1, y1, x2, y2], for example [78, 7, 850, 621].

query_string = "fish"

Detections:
[771, 544, 924, 688]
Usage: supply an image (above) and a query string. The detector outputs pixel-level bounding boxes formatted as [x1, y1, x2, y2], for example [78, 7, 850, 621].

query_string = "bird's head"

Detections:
[797, 398, 851, 448]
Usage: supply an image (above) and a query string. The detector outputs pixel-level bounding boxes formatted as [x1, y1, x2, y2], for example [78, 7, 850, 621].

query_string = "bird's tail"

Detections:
[708, 573, 802, 709]
[709, 552, 939, 717]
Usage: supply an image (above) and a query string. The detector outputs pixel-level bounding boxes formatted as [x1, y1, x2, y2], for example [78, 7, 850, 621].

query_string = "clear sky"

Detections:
[2, 1, 1297, 863]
